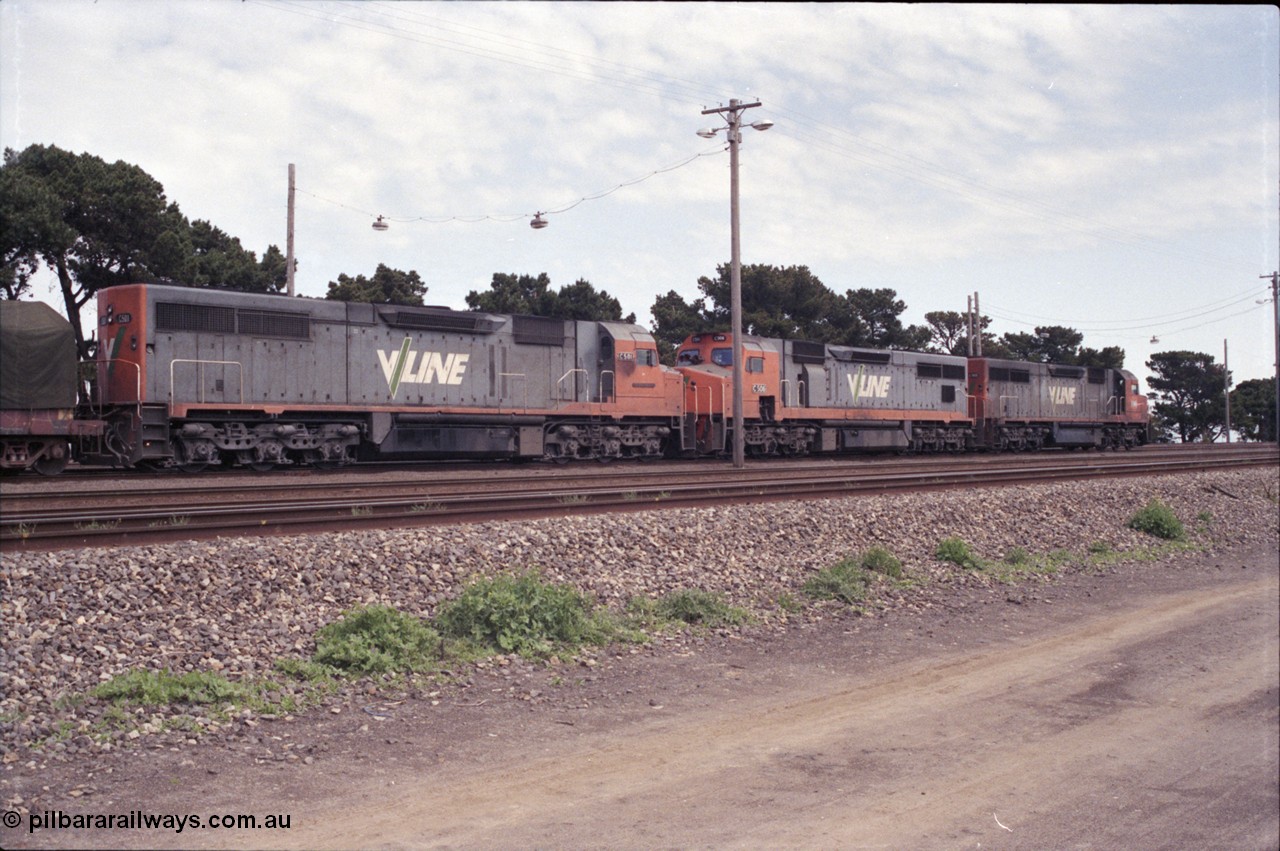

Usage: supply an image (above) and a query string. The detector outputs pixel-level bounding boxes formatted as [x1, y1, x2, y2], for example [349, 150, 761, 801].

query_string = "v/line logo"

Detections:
[378, 337, 470, 397]
[1048, 386, 1078, 405]
[847, 365, 891, 402]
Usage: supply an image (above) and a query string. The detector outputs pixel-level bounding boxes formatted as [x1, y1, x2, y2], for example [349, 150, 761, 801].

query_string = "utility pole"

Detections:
[1223, 338, 1231, 443]
[1264, 271, 1279, 443]
[700, 99, 768, 468]
[966, 295, 974, 356]
[286, 164, 296, 297]
[973, 291, 982, 356]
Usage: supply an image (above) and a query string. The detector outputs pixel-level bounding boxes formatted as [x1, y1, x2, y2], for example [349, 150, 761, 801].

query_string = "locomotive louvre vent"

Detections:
[942, 364, 965, 380]
[1048, 365, 1084, 379]
[237, 308, 311, 339]
[385, 308, 500, 335]
[791, 340, 827, 364]
[512, 315, 568, 346]
[1088, 367, 1107, 384]
[917, 362, 943, 379]
[834, 349, 892, 365]
[156, 302, 236, 334]
[988, 367, 1010, 382]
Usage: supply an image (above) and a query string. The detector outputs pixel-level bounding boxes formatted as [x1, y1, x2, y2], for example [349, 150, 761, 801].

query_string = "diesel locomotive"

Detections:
[0, 282, 1149, 473]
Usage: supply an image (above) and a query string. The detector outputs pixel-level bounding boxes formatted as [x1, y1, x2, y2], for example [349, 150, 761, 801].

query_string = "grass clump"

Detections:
[859, 546, 904, 578]
[1003, 546, 1031, 566]
[802, 558, 875, 604]
[435, 571, 629, 656]
[1127, 499, 1186, 541]
[91, 669, 250, 707]
[936, 537, 983, 570]
[653, 589, 749, 627]
[313, 604, 442, 674]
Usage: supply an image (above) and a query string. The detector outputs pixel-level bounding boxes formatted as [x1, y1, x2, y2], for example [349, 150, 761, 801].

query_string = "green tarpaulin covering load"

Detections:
[0, 300, 79, 410]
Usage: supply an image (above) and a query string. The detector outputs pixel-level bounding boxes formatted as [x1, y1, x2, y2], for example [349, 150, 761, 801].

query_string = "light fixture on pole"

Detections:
[698, 99, 772, 468]
[530, 212, 549, 230]
[372, 215, 389, 232]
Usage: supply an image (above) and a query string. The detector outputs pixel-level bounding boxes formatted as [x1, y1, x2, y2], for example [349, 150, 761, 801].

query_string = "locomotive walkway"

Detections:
[1, 443, 1275, 552]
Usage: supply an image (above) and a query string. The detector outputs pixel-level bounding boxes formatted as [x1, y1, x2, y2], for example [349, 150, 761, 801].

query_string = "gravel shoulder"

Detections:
[1, 466, 1277, 848]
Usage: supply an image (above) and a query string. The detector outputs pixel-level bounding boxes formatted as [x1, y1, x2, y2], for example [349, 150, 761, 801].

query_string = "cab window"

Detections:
[676, 349, 702, 365]
[637, 348, 657, 367]
[747, 356, 764, 374]
[712, 348, 733, 367]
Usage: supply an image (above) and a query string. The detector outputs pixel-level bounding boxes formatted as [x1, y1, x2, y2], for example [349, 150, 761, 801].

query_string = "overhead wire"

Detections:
[295, 146, 724, 225]
[983, 285, 1270, 333]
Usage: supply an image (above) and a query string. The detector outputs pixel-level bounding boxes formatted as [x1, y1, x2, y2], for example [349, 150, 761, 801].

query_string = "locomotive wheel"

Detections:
[237, 450, 275, 472]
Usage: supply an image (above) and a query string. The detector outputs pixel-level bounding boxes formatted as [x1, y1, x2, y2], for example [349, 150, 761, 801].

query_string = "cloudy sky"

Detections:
[3, 2, 1277, 387]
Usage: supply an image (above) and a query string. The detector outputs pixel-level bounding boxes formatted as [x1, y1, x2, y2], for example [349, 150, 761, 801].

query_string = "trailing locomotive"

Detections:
[0, 282, 1148, 473]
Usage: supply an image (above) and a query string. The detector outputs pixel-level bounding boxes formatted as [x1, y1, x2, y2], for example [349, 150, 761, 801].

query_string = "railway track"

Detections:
[2, 444, 1275, 552]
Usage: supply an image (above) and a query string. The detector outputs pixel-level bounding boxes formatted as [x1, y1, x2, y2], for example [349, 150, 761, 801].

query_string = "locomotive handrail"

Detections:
[557, 368, 588, 402]
[88, 358, 141, 411]
[498, 372, 527, 411]
[781, 378, 807, 408]
[169, 359, 243, 405]
[599, 370, 615, 403]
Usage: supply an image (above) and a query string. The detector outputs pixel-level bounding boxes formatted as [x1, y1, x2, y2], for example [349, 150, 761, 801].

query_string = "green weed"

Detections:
[91, 669, 250, 707]
[313, 604, 442, 674]
[803, 559, 875, 604]
[936, 537, 982, 570]
[1127, 499, 1186, 541]
[435, 571, 632, 656]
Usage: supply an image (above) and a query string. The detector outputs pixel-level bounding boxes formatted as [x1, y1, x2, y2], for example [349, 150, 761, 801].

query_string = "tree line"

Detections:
[1, 144, 1273, 443]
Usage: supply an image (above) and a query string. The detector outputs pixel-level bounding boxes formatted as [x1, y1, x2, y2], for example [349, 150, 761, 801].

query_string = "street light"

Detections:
[699, 99, 772, 468]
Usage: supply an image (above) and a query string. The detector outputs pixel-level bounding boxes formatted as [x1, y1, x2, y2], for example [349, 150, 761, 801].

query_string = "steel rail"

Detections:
[2, 447, 1274, 552]
[4, 444, 1274, 512]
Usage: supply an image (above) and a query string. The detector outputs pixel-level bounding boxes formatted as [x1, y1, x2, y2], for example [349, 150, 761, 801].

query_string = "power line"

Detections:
[295, 146, 725, 225]
[984, 285, 1270, 334]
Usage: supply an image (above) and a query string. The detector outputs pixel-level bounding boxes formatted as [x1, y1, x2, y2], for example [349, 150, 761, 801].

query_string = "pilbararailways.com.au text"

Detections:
[5, 808, 292, 835]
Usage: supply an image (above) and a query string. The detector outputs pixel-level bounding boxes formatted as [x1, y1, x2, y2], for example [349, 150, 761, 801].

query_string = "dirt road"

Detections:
[7, 545, 1278, 849]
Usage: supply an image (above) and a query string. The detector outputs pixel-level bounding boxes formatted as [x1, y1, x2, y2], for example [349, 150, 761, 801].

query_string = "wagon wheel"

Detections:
[32, 445, 69, 477]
